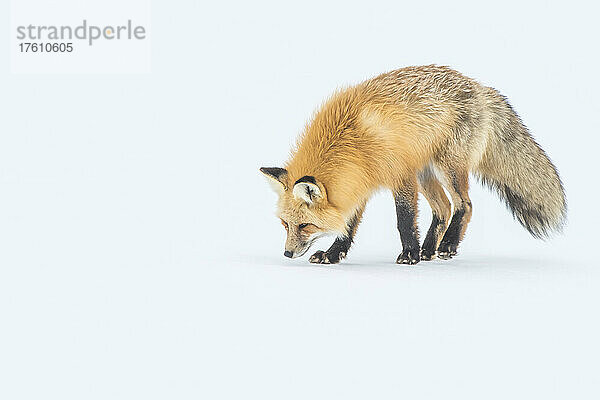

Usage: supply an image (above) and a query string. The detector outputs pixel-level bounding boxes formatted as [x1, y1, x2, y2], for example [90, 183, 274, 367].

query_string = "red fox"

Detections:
[260, 65, 566, 264]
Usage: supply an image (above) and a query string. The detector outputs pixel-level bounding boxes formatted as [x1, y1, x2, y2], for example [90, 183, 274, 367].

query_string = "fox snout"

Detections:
[284, 234, 313, 259]
[283, 246, 310, 259]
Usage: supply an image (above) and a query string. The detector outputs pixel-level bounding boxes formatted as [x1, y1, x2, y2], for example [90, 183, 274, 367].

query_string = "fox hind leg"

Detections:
[417, 168, 451, 261]
[437, 170, 472, 259]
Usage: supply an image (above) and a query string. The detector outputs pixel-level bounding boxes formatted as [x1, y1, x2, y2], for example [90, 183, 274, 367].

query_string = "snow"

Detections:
[2, 250, 597, 399]
[2, 0, 600, 398]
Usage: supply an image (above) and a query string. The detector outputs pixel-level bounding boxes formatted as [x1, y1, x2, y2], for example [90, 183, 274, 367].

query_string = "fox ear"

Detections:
[260, 167, 288, 194]
[293, 176, 323, 205]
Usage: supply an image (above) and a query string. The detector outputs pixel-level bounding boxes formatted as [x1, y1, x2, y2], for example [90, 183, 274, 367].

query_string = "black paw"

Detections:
[420, 247, 437, 261]
[309, 250, 345, 264]
[437, 242, 457, 260]
[396, 248, 420, 265]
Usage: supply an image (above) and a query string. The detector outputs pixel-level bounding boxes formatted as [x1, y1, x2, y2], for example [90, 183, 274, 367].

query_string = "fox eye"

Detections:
[298, 223, 309, 229]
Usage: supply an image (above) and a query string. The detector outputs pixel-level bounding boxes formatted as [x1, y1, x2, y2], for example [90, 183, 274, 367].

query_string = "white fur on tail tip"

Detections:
[293, 182, 321, 204]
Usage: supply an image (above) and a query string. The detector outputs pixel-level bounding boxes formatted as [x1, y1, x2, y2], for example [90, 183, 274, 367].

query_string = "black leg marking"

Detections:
[417, 167, 451, 262]
[436, 170, 472, 260]
[309, 237, 349, 264]
[394, 192, 420, 265]
[421, 214, 444, 261]
[309, 208, 362, 264]
[437, 203, 470, 259]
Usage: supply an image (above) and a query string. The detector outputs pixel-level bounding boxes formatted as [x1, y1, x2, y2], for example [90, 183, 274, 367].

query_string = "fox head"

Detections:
[260, 167, 346, 258]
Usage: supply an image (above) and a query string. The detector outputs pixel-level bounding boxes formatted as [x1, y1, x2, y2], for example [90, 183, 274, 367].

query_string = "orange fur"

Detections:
[284, 66, 467, 226]
[262, 65, 566, 262]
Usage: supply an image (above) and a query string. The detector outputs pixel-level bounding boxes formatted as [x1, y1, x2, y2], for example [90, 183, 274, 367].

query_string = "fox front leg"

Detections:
[394, 184, 421, 265]
[309, 205, 364, 264]
[309, 238, 350, 264]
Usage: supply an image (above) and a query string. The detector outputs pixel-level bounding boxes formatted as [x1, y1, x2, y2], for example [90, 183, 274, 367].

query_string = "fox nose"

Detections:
[284, 250, 293, 258]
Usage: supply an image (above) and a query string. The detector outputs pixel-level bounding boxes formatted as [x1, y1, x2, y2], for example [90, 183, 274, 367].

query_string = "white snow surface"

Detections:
[1, 0, 600, 399]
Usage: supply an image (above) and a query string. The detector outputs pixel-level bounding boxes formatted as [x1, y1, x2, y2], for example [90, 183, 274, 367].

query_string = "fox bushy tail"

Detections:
[475, 91, 566, 238]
